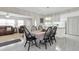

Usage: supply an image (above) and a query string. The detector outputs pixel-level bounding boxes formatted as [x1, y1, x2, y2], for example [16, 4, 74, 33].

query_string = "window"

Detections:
[44, 17, 52, 26]
[45, 17, 51, 21]
[6, 20, 15, 27]
[0, 19, 15, 27]
[45, 22, 52, 26]
[53, 22, 65, 28]
[35, 19, 37, 26]
[0, 19, 6, 26]
[17, 20, 24, 27]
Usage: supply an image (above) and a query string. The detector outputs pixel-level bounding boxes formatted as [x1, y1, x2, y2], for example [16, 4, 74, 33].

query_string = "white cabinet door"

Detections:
[68, 18, 73, 34]
[66, 16, 79, 35]
[24, 19, 32, 30]
[77, 18, 79, 35]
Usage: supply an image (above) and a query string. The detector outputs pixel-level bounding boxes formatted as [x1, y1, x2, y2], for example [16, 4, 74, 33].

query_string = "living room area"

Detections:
[0, 8, 32, 48]
[0, 0, 79, 59]
[0, 7, 65, 51]
[1, 7, 79, 51]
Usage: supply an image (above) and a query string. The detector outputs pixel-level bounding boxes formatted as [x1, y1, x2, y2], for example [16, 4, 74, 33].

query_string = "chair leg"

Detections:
[28, 42, 31, 51]
[31, 41, 34, 46]
[39, 40, 41, 44]
[49, 37, 53, 45]
[54, 37, 56, 43]
[44, 41, 47, 49]
[51, 39, 53, 44]
[34, 40, 40, 48]
[49, 40, 51, 46]
[39, 40, 41, 46]
[34, 40, 37, 46]
[24, 40, 27, 47]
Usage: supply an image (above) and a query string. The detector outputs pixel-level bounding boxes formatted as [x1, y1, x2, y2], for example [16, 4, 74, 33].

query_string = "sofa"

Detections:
[0, 26, 15, 36]
[19, 26, 25, 33]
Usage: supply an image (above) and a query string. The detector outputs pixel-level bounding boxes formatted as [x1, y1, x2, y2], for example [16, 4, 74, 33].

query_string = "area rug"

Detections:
[0, 39, 21, 47]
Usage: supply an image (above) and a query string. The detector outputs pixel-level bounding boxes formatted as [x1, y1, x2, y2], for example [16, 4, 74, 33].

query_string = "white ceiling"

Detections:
[18, 7, 79, 16]
[0, 7, 78, 16]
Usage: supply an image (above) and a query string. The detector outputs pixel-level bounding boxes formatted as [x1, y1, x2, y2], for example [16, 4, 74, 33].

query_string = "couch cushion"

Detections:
[6, 27, 11, 31]
[0, 29, 5, 32]
[0, 26, 14, 36]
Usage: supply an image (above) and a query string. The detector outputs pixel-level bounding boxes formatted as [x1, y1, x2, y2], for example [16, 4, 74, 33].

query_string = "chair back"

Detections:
[51, 26, 57, 36]
[38, 25, 43, 30]
[31, 25, 37, 31]
[43, 27, 52, 40]
[53, 26, 57, 35]
[24, 26, 32, 40]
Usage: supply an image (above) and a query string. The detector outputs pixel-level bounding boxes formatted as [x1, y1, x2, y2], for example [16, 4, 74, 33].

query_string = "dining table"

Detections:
[31, 31, 45, 40]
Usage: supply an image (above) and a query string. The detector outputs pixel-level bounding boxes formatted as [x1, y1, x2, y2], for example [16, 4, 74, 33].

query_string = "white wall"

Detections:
[31, 15, 45, 27]
[60, 10, 79, 22]
[60, 10, 79, 36]
[0, 9, 43, 30]
[45, 10, 79, 36]
[46, 10, 79, 37]
[51, 15, 60, 22]
[44, 15, 65, 37]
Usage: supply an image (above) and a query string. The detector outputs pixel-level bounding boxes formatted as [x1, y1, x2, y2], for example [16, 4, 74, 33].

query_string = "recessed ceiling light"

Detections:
[46, 7, 50, 8]
[5, 13, 10, 18]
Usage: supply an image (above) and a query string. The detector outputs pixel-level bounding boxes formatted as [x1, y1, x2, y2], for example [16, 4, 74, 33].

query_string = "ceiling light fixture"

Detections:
[46, 7, 50, 8]
[5, 13, 10, 18]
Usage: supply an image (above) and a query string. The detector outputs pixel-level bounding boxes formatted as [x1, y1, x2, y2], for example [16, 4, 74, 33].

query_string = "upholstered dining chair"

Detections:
[24, 26, 39, 51]
[31, 25, 37, 32]
[38, 25, 43, 31]
[39, 27, 52, 49]
[50, 26, 57, 44]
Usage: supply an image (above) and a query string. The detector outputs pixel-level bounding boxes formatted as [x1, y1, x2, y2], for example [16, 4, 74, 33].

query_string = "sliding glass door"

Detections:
[0, 19, 25, 27]
[0, 19, 15, 27]
[17, 20, 24, 27]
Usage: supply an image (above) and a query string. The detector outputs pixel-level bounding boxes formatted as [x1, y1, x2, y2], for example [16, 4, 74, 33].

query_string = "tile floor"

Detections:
[0, 34, 79, 51]
[0, 33, 22, 43]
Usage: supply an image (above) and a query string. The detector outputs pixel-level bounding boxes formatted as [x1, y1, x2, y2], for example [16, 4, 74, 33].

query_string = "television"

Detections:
[40, 18, 44, 23]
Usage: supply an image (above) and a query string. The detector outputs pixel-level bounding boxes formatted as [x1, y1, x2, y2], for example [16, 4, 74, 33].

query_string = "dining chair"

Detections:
[39, 27, 52, 49]
[24, 26, 39, 51]
[31, 25, 37, 31]
[50, 26, 57, 44]
[19, 25, 25, 33]
[38, 25, 43, 31]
